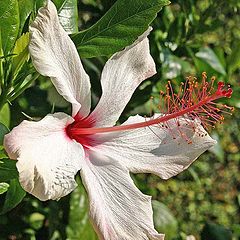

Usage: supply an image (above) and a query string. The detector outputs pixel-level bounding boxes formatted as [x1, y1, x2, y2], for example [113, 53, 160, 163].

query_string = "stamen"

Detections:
[68, 73, 233, 137]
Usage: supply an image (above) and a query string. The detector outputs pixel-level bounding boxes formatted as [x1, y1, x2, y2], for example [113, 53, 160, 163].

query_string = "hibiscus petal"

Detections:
[29, 1, 91, 117]
[95, 115, 216, 179]
[4, 113, 84, 200]
[81, 149, 164, 240]
[88, 28, 156, 127]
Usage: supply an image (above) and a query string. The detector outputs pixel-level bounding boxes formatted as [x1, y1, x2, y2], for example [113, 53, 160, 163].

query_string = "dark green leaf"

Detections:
[0, 178, 26, 215]
[152, 200, 178, 240]
[67, 178, 97, 240]
[0, 159, 18, 182]
[18, 0, 34, 33]
[0, 0, 20, 54]
[0, 122, 9, 145]
[195, 47, 226, 75]
[201, 222, 232, 240]
[0, 182, 9, 194]
[72, 0, 170, 58]
[52, 0, 65, 9]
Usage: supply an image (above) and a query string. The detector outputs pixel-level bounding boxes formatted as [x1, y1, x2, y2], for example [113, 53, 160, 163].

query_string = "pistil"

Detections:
[69, 73, 233, 137]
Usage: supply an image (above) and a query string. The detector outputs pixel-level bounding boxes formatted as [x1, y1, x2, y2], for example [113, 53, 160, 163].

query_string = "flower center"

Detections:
[66, 115, 97, 148]
[67, 73, 233, 144]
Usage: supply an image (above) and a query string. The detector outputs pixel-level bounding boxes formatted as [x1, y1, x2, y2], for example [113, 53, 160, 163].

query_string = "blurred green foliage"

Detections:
[0, 0, 239, 239]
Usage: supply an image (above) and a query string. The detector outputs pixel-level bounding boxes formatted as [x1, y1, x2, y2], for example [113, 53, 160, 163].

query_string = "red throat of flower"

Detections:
[67, 72, 233, 144]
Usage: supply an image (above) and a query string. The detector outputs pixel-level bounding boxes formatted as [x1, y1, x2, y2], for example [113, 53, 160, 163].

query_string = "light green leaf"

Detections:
[72, 0, 170, 58]
[195, 47, 226, 75]
[0, 182, 9, 194]
[0, 0, 20, 54]
[0, 158, 18, 182]
[56, 0, 78, 34]
[67, 178, 97, 240]
[0, 30, 3, 84]
[152, 200, 178, 240]
[0, 103, 10, 127]
[0, 122, 9, 145]
[0, 178, 26, 215]
[12, 32, 30, 76]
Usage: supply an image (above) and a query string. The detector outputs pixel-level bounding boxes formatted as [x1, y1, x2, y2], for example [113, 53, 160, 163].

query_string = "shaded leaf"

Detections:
[72, 0, 170, 58]
[0, 122, 9, 145]
[152, 200, 178, 240]
[0, 178, 26, 215]
[0, 182, 9, 194]
[161, 50, 193, 79]
[0, 159, 18, 182]
[195, 47, 226, 75]
[67, 178, 97, 240]
[0, 0, 20, 54]
[47, 85, 69, 108]
[201, 222, 232, 240]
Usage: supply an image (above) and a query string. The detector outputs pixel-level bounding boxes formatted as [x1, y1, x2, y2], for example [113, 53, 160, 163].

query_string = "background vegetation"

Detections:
[0, 0, 239, 239]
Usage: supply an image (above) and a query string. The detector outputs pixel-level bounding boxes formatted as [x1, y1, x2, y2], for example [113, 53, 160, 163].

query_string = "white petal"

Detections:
[95, 115, 216, 179]
[29, 1, 91, 117]
[81, 149, 164, 240]
[88, 28, 156, 127]
[4, 113, 84, 201]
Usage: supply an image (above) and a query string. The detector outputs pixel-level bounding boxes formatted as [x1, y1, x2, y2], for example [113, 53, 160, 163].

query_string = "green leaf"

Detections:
[0, 103, 10, 127]
[0, 182, 9, 194]
[35, 0, 46, 11]
[0, 0, 20, 54]
[0, 158, 18, 182]
[55, 0, 79, 34]
[0, 31, 3, 83]
[161, 50, 193, 79]
[47, 85, 69, 108]
[195, 47, 226, 75]
[201, 222, 232, 240]
[18, 0, 34, 33]
[72, 0, 170, 58]
[0, 178, 26, 215]
[0, 149, 7, 159]
[53, 0, 66, 9]
[152, 200, 178, 240]
[227, 41, 240, 74]
[12, 32, 30, 76]
[0, 122, 9, 145]
[67, 178, 97, 240]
